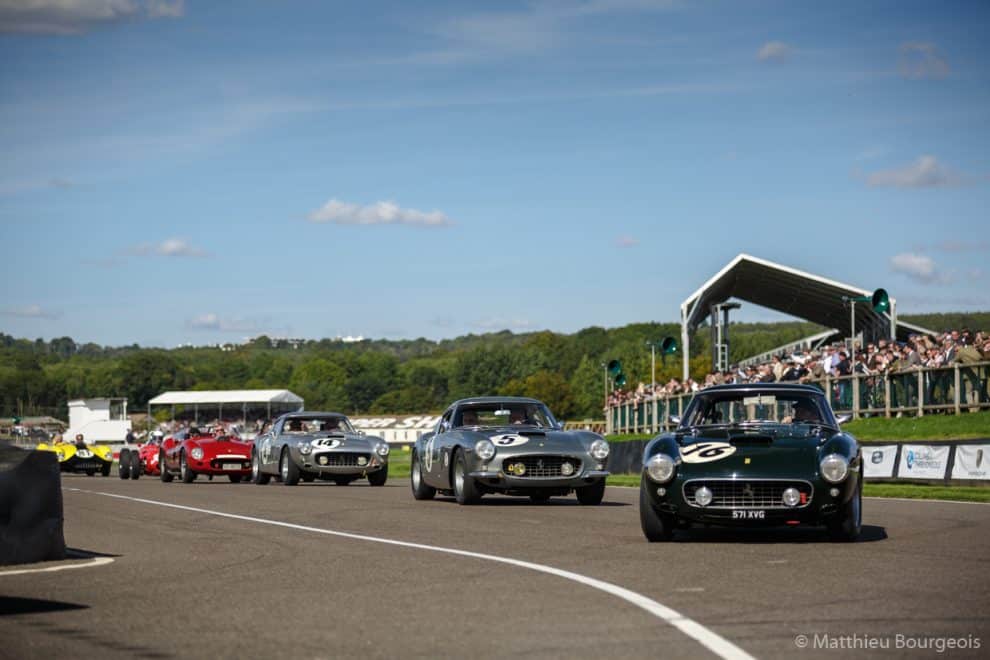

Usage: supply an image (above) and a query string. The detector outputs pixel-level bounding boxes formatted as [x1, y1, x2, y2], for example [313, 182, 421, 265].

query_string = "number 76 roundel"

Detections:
[680, 442, 736, 464]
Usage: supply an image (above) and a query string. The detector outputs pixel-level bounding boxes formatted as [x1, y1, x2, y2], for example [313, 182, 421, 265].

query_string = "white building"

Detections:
[350, 414, 441, 445]
[65, 398, 132, 444]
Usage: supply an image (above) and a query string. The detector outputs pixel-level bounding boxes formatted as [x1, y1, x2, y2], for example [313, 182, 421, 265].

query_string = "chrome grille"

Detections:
[316, 452, 370, 467]
[683, 480, 813, 509]
[502, 455, 581, 478]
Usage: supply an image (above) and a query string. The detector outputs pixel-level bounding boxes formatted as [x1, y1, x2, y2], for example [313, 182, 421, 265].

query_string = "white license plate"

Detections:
[222, 463, 243, 471]
[732, 510, 766, 519]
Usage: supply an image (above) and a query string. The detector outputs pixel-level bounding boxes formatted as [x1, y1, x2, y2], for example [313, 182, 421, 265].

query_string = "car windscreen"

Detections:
[683, 392, 832, 427]
[282, 417, 354, 433]
[454, 403, 556, 429]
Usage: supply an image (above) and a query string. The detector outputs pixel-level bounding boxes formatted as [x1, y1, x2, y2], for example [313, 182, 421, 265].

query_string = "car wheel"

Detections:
[101, 460, 112, 477]
[367, 463, 388, 487]
[280, 448, 300, 486]
[118, 450, 131, 479]
[252, 449, 270, 485]
[180, 451, 196, 483]
[302, 473, 315, 483]
[828, 484, 862, 542]
[228, 473, 242, 483]
[529, 493, 551, 504]
[129, 454, 141, 480]
[160, 452, 174, 482]
[576, 480, 605, 505]
[452, 449, 481, 505]
[639, 479, 674, 542]
[410, 451, 436, 501]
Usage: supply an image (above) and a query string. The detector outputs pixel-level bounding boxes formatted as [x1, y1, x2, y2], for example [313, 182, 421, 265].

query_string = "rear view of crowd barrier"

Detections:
[606, 362, 990, 435]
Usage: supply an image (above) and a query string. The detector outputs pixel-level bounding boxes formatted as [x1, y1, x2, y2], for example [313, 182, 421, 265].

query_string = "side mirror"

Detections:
[835, 414, 852, 425]
[668, 415, 681, 426]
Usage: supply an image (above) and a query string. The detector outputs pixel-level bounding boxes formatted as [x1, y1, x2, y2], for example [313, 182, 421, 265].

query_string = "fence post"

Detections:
[884, 375, 891, 418]
[917, 370, 924, 417]
[852, 375, 860, 418]
[954, 365, 961, 415]
[652, 398, 658, 434]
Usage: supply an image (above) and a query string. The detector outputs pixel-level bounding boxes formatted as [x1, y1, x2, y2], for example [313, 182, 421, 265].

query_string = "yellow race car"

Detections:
[37, 437, 114, 476]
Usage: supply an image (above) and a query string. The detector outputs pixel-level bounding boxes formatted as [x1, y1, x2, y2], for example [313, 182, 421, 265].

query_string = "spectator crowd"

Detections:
[607, 329, 990, 412]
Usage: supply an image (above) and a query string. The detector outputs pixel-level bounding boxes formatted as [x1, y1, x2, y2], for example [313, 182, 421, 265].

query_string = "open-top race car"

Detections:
[639, 383, 862, 542]
[410, 396, 610, 505]
[118, 431, 164, 480]
[252, 412, 390, 486]
[37, 434, 114, 476]
[159, 427, 253, 484]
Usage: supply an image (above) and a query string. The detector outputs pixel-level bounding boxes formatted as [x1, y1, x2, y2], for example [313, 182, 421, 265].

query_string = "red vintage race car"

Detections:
[118, 432, 165, 480]
[159, 427, 253, 484]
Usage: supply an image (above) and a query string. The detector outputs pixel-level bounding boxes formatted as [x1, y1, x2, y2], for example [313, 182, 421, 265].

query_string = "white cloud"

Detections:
[308, 199, 453, 228]
[126, 238, 207, 258]
[899, 42, 949, 79]
[0, 0, 184, 34]
[889, 252, 950, 285]
[616, 235, 638, 248]
[757, 41, 792, 62]
[866, 155, 960, 189]
[187, 313, 259, 333]
[1, 304, 61, 319]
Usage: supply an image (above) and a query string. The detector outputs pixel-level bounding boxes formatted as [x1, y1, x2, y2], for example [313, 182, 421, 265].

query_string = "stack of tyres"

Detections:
[0, 442, 67, 564]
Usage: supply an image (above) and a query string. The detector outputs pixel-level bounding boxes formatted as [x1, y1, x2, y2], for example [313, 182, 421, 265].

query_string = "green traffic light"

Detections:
[660, 336, 678, 355]
[871, 288, 890, 314]
[607, 359, 622, 376]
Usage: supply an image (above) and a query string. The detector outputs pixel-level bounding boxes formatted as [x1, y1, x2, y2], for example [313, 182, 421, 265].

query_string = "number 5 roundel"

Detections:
[679, 441, 736, 463]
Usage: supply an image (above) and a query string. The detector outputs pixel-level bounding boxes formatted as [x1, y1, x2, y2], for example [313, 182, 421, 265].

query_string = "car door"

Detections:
[424, 409, 452, 486]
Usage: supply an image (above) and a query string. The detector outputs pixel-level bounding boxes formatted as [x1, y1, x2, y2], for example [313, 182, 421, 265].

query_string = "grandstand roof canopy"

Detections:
[148, 389, 303, 406]
[679, 254, 932, 377]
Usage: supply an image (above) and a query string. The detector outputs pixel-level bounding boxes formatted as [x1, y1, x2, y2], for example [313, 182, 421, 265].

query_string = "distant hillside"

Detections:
[2, 311, 986, 420]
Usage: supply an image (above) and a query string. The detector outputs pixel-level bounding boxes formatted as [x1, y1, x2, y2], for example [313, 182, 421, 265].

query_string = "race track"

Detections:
[2, 475, 989, 659]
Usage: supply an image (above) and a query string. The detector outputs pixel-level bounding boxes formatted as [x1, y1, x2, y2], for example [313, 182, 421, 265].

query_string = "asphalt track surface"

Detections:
[2, 475, 989, 659]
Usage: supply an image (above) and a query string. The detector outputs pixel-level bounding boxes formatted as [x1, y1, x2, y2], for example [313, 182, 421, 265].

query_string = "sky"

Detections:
[1, 0, 988, 347]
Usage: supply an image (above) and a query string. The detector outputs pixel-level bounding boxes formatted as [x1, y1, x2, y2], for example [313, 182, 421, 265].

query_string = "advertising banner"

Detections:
[897, 444, 950, 480]
[951, 444, 990, 481]
[863, 445, 898, 479]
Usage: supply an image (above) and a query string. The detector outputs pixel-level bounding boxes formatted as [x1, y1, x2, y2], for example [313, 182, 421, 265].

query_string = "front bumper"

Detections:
[468, 470, 609, 489]
[61, 456, 112, 472]
[299, 452, 387, 475]
[188, 456, 252, 475]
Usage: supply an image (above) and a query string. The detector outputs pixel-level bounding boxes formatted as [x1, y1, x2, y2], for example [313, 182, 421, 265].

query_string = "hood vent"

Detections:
[517, 431, 548, 437]
[729, 435, 774, 446]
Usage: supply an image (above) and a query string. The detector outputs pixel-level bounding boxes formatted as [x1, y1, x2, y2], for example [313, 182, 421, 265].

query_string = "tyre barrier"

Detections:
[0, 442, 66, 565]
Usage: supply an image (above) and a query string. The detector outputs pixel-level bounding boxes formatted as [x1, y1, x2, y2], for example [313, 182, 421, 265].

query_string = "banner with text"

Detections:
[951, 444, 990, 481]
[863, 445, 898, 479]
[897, 444, 950, 480]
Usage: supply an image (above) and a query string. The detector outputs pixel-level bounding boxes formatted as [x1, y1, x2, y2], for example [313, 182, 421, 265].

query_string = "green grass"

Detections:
[607, 474, 989, 502]
[387, 446, 411, 478]
[606, 410, 990, 444]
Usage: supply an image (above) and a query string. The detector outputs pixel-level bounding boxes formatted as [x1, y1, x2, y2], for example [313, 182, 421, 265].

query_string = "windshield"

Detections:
[683, 391, 833, 428]
[283, 416, 354, 434]
[454, 402, 557, 429]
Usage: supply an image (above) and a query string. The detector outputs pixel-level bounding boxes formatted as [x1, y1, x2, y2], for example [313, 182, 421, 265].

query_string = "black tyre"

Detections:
[228, 473, 243, 483]
[410, 451, 436, 500]
[118, 450, 131, 479]
[828, 483, 862, 542]
[280, 448, 300, 486]
[160, 452, 174, 482]
[640, 479, 674, 542]
[368, 464, 388, 487]
[101, 460, 112, 477]
[252, 449, 270, 485]
[302, 473, 315, 483]
[180, 451, 196, 483]
[129, 453, 142, 480]
[452, 449, 481, 505]
[576, 480, 605, 505]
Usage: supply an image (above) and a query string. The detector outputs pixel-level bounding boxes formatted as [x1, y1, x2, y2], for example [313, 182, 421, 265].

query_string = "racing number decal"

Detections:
[490, 434, 529, 448]
[680, 442, 737, 464]
[312, 438, 342, 449]
[77, 449, 92, 458]
[424, 436, 435, 472]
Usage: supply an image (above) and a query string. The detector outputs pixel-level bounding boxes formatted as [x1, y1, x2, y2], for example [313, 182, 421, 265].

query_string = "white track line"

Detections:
[0, 556, 114, 577]
[64, 487, 754, 660]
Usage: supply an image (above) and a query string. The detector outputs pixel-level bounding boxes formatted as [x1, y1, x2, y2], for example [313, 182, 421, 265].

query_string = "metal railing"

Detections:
[606, 361, 990, 435]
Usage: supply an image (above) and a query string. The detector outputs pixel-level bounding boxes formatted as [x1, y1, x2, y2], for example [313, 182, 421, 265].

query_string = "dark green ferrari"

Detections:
[639, 383, 862, 542]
